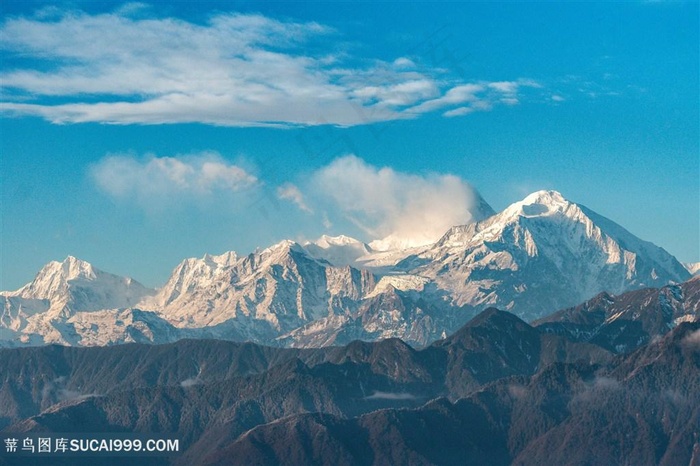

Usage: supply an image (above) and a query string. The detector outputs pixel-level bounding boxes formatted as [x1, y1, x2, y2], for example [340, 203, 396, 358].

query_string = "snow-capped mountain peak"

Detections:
[9, 256, 154, 309]
[436, 191, 619, 254]
[521, 189, 567, 206]
[500, 189, 582, 221]
[313, 234, 363, 248]
[0, 257, 154, 346]
[146, 250, 241, 309]
[257, 240, 307, 264]
[202, 251, 238, 268]
[13, 256, 101, 301]
[683, 262, 700, 276]
[408, 190, 691, 320]
[60, 255, 98, 279]
[0, 189, 692, 349]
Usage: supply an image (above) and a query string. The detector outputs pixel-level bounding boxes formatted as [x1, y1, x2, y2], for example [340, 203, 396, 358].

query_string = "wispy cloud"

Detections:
[681, 328, 700, 349]
[408, 79, 541, 117]
[310, 155, 487, 248]
[180, 377, 202, 388]
[90, 151, 257, 210]
[364, 391, 416, 400]
[1, 8, 544, 126]
[277, 183, 312, 213]
[507, 383, 528, 399]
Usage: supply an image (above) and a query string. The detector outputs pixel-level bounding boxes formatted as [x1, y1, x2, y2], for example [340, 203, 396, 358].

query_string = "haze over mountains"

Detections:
[0, 190, 692, 348]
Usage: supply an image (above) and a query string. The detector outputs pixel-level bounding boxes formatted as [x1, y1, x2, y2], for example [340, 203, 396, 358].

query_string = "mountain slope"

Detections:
[535, 276, 700, 353]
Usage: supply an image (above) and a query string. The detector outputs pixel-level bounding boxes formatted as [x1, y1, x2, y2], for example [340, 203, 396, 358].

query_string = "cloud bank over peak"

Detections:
[310, 155, 489, 249]
[1, 8, 545, 127]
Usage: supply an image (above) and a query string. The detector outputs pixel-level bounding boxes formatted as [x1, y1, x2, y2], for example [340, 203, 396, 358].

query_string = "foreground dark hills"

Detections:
[212, 322, 700, 466]
[0, 279, 698, 465]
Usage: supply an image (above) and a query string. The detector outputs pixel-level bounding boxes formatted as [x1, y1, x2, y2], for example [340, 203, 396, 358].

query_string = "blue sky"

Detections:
[1, 1, 698, 289]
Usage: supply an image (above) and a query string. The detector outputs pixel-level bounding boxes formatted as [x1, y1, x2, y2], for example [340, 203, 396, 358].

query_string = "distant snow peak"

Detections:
[502, 189, 575, 220]
[302, 235, 371, 267]
[264, 239, 297, 251]
[313, 234, 362, 248]
[415, 189, 691, 320]
[60, 255, 97, 279]
[684, 262, 700, 276]
[368, 234, 431, 252]
[261, 239, 305, 259]
[0, 256, 155, 346]
[522, 189, 567, 206]
[16, 256, 116, 301]
[37, 256, 97, 286]
[202, 251, 237, 267]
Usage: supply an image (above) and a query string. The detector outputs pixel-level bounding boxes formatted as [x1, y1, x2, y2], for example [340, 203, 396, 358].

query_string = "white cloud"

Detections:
[90, 151, 257, 209]
[488, 81, 519, 93]
[352, 79, 439, 107]
[409, 83, 484, 114]
[407, 79, 538, 116]
[311, 155, 488, 248]
[277, 183, 312, 213]
[592, 376, 621, 390]
[393, 57, 416, 69]
[114, 2, 151, 16]
[442, 100, 494, 117]
[364, 391, 416, 400]
[681, 328, 700, 349]
[1, 9, 545, 126]
[322, 213, 333, 229]
[508, 383, 528, 399]
[180, 377, 202, 388]
[443, 107, 474, 117]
